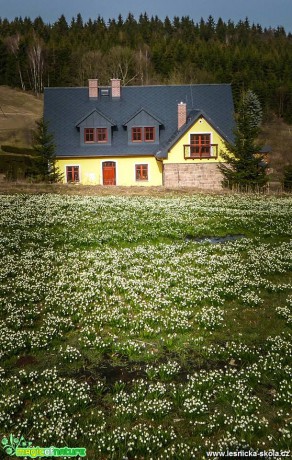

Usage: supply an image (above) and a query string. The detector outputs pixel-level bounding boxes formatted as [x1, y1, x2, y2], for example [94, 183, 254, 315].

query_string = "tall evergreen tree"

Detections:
[32, 117, 62, 182]
[218, 90, 267, 190]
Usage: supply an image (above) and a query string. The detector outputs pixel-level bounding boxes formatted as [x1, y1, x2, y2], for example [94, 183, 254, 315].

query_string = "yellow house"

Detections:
[44, 80, 235, 188]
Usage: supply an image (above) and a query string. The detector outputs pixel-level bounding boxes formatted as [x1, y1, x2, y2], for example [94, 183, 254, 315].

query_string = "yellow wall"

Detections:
[164, 116, 227, 164]
[56, 118, 227, 186]
[56, 156, 163, 186]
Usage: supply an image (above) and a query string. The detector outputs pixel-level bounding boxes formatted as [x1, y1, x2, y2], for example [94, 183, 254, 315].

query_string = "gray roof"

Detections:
[44, 84, 235, 158]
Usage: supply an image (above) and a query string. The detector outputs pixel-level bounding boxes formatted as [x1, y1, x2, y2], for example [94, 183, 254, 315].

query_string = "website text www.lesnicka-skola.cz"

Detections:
[206, 449, 291, 458]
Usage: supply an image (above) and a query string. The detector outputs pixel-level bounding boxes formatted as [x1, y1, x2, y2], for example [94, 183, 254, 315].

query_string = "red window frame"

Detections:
[96, 128, 108, 143]
[144, 127, 155, 142]
[190, 134, 211, 157]
[84, 127, 108, 143]
[132, 127, 143, 142]
[66, 166, 80, 183]
[135, 164, 148, 181]
[84, 128, 94, 143]
[132, 127, 155, 143]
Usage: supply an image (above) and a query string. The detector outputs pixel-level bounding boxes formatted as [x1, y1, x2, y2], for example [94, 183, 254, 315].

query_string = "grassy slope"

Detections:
[259, 116, 292, 176]
[0, 86, 43, 147]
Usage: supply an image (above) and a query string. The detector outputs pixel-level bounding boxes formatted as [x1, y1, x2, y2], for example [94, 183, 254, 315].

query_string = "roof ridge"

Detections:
[44, 83, 232, 90]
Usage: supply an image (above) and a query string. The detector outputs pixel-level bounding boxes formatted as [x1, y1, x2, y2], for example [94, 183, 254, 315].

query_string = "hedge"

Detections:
[1, 145, 37, 155]
[0, 152, 39, 180]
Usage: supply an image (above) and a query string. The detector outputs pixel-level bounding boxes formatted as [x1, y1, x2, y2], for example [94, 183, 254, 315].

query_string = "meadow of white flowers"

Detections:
[0, 194, 291, 459]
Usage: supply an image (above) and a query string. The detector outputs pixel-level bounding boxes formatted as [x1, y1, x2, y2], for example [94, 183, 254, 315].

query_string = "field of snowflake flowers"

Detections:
[0, 193, 291, 459]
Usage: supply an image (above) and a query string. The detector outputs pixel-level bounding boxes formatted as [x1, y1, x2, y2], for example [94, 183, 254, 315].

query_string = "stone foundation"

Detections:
[163, 163, 224, 189]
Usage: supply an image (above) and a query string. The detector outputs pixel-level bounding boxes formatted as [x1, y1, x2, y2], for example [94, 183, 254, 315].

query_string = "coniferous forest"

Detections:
[0, 12, 292, 122]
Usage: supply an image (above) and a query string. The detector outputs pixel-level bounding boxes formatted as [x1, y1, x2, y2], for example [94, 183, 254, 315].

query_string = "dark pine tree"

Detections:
[218, 90, 267, 190]
[32, 117, 62, 182]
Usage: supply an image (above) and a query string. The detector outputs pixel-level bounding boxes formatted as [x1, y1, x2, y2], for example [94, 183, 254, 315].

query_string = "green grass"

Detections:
[0, 193, 291, 459]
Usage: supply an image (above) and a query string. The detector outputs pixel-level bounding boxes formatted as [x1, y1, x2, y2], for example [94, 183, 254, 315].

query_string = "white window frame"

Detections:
[134, 162, 149, 182]
[65, 164, 81, 183]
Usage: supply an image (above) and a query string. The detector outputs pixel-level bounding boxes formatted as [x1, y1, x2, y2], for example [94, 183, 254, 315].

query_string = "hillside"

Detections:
[260, 116, 292, 177]
[0, 86, 43, 147]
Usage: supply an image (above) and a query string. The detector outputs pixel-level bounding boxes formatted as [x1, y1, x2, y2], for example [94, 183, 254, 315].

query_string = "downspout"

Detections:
[155, 151, 164, 186]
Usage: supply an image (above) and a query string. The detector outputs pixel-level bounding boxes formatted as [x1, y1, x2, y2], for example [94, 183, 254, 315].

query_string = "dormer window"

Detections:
[132, 127, 143, 142]
[76, 109, 116, 147]
[97, 128, 108, 143]
[124, 108, 162, 145]
[84, 128, 108, 144]
[131, 127, 155, 143]
[84, 128, 94, 143]
[144, 127, 155, 142]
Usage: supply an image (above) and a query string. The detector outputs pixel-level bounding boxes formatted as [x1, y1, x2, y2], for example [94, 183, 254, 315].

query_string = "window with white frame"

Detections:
[135, 164, 148, 181]
[66, 166, 80, 182]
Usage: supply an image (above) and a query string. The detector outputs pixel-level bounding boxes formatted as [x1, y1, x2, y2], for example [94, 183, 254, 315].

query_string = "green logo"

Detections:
[1, 435, 32, 456]
[1, 435, 86, 458]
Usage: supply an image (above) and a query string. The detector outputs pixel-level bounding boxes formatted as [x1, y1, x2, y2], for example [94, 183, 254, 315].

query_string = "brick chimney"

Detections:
[178, 102, 187, 129]
[111, 78, 121, 98]
[88, 79, 98, 98]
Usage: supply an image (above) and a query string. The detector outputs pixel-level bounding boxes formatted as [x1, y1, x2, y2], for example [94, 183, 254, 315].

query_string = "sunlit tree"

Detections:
[218, 90, 267, 190]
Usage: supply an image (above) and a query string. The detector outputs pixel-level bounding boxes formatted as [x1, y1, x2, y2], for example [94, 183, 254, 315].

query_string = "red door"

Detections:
[102, 161, 116, 185]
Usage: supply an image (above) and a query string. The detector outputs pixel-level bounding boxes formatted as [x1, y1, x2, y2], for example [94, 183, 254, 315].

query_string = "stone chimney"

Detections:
[178, 102, 187, 129]
[88, 79, 98, 98]
[111, 78, 121, 98]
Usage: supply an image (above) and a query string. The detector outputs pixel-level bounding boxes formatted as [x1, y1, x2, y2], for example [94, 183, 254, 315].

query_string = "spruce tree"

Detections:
[32, 117, 62, 182]
[218, 90, 267, 190]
